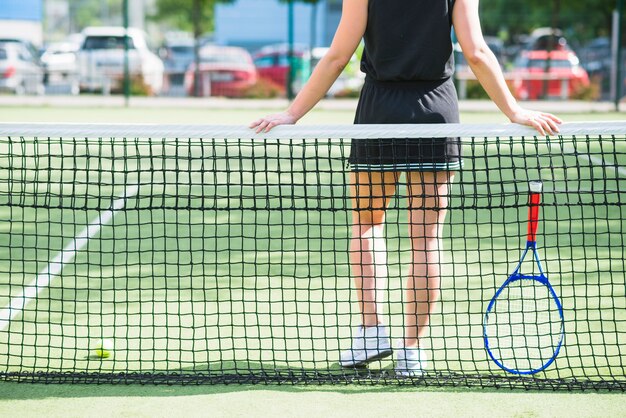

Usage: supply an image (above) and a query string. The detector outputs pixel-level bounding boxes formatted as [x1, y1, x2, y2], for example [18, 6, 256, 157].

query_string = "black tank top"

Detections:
[360, 0, 455, 82]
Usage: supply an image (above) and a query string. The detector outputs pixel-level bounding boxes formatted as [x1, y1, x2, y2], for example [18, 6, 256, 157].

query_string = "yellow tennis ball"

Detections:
[92, 339, 114, 359]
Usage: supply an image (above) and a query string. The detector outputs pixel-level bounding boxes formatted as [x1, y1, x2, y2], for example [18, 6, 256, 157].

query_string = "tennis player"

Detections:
[250, 0, 561, 376]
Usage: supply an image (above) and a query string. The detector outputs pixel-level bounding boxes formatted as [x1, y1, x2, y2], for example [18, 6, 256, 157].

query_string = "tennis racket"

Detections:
[483, 180, 564, 375]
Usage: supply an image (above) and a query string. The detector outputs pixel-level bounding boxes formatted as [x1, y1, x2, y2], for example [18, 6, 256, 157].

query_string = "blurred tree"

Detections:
[151, 0, 236, 97]
[151, 0, 235, 35]
[68, 0, 123, 32]
[480, 0, 614, 46]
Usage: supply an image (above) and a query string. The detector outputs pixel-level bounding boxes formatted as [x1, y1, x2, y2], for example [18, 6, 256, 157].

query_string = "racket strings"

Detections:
[486, 278, 562, 373]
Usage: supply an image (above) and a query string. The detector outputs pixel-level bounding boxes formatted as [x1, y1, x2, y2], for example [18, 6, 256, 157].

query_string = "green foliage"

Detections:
[242, 78, 284, 99]
[150, 0, 236, 34]
[479, 0, 614, 45]
[128, 75, 155, 96]
[464, 80, 491, 100]
[105, 75, 155, 96]
[333, 88, 362, 99]
[68, 0, 123, 31]
[571, 76, 602, 101]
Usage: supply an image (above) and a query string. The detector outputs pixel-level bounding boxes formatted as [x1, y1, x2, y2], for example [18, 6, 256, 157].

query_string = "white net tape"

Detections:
[0, 121, 624, 140]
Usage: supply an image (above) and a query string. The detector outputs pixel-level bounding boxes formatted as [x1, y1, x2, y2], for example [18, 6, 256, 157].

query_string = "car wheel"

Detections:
[14, 83, 26, 96]
[70, 80, 80, 95]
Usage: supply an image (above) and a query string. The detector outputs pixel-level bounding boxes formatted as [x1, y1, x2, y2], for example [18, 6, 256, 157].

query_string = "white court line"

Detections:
[0, 184, 139, 332]
[575, 153, 626, 178]
[558, 144, 626, 178]
[0, 140, 621, 333]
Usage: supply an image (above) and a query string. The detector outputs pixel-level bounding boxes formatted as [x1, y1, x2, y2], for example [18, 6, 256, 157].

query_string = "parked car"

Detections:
[184, 45, 257, 97]
[40, 41, 80, 93]
[0, 42, 44, 95]
[252, 44, 311, 94]
[310, 47, 364, 97]
[160, 36, 195, 93]
[454, 36, 506, 72]
[0, 38, 41, 62]
[76, 26, 164, 95]
[511, 50, 590, 100]
[576, 37, 612, 98]
[577, 37, 611, 75]
[525, 28, 571, 51]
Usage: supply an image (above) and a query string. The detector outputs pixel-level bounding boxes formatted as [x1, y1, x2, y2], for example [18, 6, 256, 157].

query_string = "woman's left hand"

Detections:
[249, 111, 298, 134]
[508, 107, 563, 136]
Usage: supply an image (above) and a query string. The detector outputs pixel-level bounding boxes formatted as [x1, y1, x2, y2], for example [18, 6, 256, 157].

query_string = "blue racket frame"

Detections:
[483, 241, 565, 375]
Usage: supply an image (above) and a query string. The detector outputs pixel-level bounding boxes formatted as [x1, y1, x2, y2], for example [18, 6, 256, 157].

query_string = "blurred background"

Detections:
[0, 0, 623, 104]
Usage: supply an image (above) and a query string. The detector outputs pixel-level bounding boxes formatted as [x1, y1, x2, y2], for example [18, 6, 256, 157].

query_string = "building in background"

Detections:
[39, 0, 340, 51]
[0, 0, 44, 45]
[214, 0, 342, 52]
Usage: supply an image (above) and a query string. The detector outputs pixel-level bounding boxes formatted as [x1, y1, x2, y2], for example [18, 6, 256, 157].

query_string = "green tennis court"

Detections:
[1, 121, 624, 391]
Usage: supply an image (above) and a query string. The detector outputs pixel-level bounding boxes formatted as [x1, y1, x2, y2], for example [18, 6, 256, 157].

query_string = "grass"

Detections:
[0, 105, 625, 416]
[0, 381, 625, 418]
[0, 103, 625, 125]
[0, 105, 359, 125]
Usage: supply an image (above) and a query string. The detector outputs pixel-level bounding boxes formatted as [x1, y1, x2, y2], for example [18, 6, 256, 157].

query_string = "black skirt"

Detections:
[349, 77, 462, 171]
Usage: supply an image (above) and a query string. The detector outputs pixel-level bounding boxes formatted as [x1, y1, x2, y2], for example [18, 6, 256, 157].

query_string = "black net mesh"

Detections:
[0, 125, 624, 390]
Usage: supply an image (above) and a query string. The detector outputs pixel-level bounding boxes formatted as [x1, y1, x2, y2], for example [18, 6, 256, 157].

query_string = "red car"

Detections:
[511, 50, 590, 100]
[252, 45, 310, 94]
[184, 45, 257, 97]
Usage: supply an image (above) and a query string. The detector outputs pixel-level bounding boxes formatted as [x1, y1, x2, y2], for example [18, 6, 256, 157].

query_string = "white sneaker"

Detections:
[395, 344, 427, 377]
[339, 325, 393, 367]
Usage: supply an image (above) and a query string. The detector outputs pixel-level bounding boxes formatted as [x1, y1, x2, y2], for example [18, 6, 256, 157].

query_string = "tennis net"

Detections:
[0, 121, 624, 390]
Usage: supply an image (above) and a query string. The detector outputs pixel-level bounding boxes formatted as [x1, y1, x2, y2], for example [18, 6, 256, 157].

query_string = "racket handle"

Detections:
[527, 181, 542, 244]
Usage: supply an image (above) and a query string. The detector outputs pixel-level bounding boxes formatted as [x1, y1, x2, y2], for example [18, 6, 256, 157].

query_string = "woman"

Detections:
[250, 0, 561, 376]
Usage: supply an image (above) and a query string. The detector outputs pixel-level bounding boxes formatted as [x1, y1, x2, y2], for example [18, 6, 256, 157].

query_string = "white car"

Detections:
[0, 42, 44, 95]
[76, 26, 164, 95]
[41, 41, 80, 94]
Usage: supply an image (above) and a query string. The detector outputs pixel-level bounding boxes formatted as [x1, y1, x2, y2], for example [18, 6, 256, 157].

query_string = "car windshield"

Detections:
[254, 54, 305, 68]
[47, 45, 76, 54]
[83, 36, 135, 50]
[170, 46, 193, 55]
[201, 51, 249, 65]
[527, 59, 573, 69]
[254, 56, 275, 68]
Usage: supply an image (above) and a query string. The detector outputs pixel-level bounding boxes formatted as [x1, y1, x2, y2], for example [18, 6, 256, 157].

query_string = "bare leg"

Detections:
[349, 171, 398, 327]
[404, 171, 455, 347]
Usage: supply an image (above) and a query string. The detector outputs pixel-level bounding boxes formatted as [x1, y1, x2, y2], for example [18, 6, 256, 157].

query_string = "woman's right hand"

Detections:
[249, 111, 298, 134]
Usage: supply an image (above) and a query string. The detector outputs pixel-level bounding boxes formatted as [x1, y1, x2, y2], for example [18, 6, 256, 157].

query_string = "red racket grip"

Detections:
[527, 184, 542, 244]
